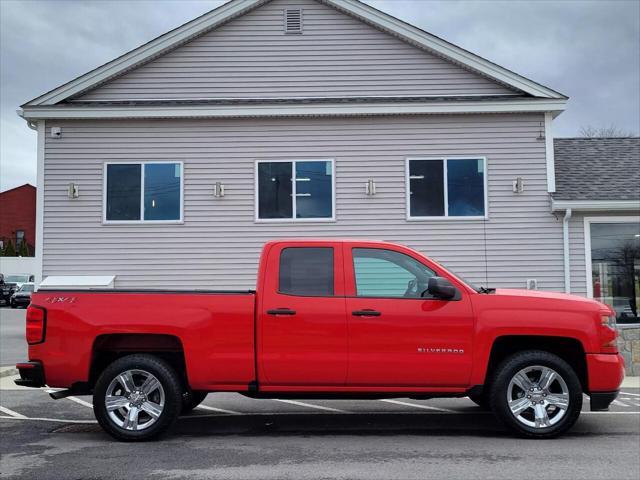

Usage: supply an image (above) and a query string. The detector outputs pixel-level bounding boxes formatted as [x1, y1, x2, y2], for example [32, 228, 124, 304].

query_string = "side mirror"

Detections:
[426, 277, 459, 300]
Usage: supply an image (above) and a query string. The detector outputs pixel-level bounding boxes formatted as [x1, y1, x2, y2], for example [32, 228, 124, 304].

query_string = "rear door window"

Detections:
[279, 247, 334, 296]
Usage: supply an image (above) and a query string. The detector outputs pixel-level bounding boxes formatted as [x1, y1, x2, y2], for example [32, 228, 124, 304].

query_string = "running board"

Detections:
[48, 383, 92, 400]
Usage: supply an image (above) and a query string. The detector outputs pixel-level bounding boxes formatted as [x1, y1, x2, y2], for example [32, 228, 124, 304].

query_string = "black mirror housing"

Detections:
[426, 277, 459, 300]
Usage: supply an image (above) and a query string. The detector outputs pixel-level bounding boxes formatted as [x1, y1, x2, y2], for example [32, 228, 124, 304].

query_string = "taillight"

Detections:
[599, 313, 618, 353]
[26, 306, 46, 344]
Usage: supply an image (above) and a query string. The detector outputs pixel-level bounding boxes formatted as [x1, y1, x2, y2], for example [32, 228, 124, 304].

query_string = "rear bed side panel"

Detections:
[28, 291, 256, 390]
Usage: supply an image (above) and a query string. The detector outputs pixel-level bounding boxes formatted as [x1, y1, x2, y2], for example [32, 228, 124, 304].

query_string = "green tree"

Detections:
[3, 239, 16, 257]
[18, 240, 29, 257]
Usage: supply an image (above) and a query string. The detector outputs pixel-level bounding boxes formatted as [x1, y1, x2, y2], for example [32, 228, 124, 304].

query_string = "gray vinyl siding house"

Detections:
[22, 0, 577, 292]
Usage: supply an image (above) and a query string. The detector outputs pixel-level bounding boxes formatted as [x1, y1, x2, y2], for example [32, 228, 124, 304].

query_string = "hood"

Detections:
[493, 288, 611, 312]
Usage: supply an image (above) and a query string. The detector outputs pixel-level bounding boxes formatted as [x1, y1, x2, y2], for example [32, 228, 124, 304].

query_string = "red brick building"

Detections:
[0, 184, 36, 256]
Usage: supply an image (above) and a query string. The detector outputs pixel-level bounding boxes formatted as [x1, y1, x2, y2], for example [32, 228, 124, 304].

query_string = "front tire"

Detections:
[489, 350, 582, 438]
[93, 354, 183, 441]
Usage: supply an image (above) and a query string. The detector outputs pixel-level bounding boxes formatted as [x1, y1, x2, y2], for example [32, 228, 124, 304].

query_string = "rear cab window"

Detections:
[279, 247, 334, 296]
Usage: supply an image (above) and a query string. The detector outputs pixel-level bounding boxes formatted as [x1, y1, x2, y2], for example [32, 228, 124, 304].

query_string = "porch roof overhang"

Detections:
[551, 199, 640, 212]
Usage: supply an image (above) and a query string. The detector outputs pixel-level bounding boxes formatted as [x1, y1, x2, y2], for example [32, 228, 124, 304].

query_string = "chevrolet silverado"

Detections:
[16, 239, 624, 441]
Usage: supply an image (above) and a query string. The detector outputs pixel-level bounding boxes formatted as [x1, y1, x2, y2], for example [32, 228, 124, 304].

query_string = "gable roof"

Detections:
[553, 137, 640, 202]
[23, 0, 566, 107]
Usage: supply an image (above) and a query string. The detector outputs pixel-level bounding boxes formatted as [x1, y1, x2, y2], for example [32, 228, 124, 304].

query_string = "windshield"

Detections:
[19, 284, 34, 292]
[427, 260, 484, 293]
[5, 275, 30, 283]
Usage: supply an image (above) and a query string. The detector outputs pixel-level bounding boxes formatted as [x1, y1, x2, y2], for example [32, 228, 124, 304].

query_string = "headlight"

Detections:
[601, 314, 617, 329]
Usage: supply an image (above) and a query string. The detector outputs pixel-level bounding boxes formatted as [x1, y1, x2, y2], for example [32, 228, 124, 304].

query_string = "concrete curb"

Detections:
[621, 376, 640, 389]
[0, 367, 18, 378]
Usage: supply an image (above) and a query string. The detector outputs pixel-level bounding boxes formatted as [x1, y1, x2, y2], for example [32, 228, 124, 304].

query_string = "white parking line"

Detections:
[0, 415, 96, 423]
[379, 399, 457, 413]
[613, 400, 629, 407]
[196, 405, 243, 415]
[0, 406, 27, 419]
[621, 391, 640, 397]
[272, 399, 348, 413]
[67, 396, 93, 408]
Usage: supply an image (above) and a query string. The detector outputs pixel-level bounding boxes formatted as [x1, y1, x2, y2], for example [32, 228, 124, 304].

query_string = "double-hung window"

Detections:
[407, 157, 487, 219]
[256, 159, 334, 221]
[104, 162, 183, 223]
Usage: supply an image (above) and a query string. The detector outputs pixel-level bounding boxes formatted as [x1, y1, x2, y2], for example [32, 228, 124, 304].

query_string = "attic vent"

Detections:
[284, 8, 303, 34]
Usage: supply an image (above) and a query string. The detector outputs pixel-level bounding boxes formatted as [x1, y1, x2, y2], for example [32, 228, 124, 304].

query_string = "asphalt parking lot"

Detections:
[1, 307, 639, 480]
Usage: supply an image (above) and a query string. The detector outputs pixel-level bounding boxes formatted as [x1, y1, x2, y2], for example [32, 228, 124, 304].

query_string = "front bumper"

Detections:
[586, 353, 625, 392]
[15, 361, 45, 388]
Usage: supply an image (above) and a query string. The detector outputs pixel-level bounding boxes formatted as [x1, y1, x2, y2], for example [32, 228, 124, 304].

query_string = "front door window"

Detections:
[589, 222, 640, 325]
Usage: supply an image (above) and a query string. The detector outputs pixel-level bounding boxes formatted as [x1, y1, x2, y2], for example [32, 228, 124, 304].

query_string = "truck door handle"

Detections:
[267, 309, 297, 316]
[352, 309, 381, 317]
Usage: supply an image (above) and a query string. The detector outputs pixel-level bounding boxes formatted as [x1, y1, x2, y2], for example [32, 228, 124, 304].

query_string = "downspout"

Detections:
[562, 208, 572, 293]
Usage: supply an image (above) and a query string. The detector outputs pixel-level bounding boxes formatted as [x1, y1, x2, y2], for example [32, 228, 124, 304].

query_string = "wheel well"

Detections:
[484, 336, 587, 391]
[90, 334, 187, 388]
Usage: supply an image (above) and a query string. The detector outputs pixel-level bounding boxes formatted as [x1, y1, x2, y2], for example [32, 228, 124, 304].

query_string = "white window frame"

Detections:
[102, 161, 184, 225]
[254, 158, 336, 223]
[583, 215, 640, 299]
[405, 156, 489, 221]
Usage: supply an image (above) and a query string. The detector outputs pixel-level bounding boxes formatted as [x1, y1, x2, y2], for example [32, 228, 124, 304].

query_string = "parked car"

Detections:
[10, 282, 34, 308]
[1, 274, 34, 306]
[15, 240, 623, 441]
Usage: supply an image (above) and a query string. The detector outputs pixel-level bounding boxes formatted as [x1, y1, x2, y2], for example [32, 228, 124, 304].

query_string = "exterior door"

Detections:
[344, 245, 475, 387]
[258, 241, 348, 386]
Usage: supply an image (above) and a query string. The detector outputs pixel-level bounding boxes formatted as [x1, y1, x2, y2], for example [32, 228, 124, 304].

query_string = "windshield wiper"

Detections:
[478, 286, 496, 294]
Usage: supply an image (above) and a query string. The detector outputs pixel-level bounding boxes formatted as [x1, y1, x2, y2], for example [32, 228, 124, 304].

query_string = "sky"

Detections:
[1, 0, 639, 191]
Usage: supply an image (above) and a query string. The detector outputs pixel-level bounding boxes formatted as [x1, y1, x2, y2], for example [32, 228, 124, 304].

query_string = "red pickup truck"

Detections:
[16, 239, 624, 441]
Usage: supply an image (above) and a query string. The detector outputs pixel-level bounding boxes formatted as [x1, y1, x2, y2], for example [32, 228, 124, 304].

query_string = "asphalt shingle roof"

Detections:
[553, 137, 640, 201]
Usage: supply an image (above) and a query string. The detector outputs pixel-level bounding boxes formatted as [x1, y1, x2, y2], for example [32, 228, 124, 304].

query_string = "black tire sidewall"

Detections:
[490, 350, 583, 438]
[93, 354, 183, 441]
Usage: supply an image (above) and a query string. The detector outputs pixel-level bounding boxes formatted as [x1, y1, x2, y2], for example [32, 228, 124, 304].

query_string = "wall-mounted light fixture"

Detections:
[213, 181, 225, 198]
[512, 177, 524, 194]
[365, 178, 376, 196]
[51, 127, 62, 139]
[67, 183, 79, 199]
[537, 121, 545, 140]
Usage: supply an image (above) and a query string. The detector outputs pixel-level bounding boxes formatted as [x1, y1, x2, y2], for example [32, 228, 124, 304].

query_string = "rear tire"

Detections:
[489, 350, 582, 438]
[181, 390, 208, 413]
[93, 354, 183, 441]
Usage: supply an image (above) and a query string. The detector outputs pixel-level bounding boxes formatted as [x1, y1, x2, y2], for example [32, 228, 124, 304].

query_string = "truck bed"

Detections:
[29, 289, 257, 391]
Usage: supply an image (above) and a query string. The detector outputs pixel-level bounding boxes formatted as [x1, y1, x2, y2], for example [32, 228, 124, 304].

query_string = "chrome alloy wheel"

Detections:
[105, 369, 165, 431]
[506, 365, 570, 429]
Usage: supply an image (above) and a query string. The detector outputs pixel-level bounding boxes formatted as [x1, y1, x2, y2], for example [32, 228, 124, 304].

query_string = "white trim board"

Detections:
[544, 112, 555, 193]
[22, 0, 565, 107]
[583, 216, 640, 299]
[19, 98, 567, 121]
[34, 121, 45, 290]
